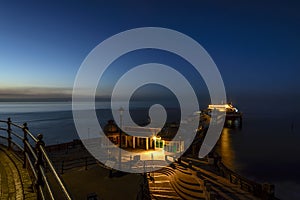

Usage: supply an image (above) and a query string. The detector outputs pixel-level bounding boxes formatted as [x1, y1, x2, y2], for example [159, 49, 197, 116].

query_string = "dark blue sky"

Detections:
[0, 0, 299, 110]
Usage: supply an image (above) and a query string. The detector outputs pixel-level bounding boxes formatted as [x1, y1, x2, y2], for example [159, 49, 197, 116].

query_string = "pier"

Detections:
[202, 103, 243, 128]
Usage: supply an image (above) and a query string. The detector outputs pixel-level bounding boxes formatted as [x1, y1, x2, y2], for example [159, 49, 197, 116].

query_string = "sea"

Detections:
[0, 101, 299, 199]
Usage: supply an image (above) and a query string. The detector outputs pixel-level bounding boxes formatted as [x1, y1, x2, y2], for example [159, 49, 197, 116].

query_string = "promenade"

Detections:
[0, 119, 71, 200]
[0, 138, 278, 200]
[0, 145, 36, 199]
[46, 140, 277, 200]
[46, 141, 145, 199]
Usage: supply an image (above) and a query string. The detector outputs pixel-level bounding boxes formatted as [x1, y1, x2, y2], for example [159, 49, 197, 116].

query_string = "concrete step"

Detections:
[148, 169, 180, 200]
[173, 164, 205, 198]
[175, 176, 203, 194]
[184, 159, 260, 200]
[150, 164, 206, 200]
[175, 165, 193, 175]
[154, 166, 175, 176]
[171, 175, 205, 200]
[150, 188, 179, 197]
[151, 193, 182, 200]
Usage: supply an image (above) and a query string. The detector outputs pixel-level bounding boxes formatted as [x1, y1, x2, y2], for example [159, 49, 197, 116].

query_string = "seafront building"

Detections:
[103, 120, 183, 154]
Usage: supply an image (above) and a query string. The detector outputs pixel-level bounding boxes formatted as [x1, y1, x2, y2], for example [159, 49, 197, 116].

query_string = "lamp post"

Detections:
[118, 107, 124, 170]
[178, 136, 182, 164]
[179, 136, 181, 154]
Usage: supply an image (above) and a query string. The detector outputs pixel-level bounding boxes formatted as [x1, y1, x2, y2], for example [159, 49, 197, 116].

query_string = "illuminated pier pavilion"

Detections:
[202, 103, 243, 128]
[103, 119, 162, 150]
[103, 119, 183, 154]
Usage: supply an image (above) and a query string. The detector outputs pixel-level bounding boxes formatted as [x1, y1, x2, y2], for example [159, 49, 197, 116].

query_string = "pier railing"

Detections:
[212, 154, 278, 199]
[0, 118, 72, 200]
[181, 155, 278, 199]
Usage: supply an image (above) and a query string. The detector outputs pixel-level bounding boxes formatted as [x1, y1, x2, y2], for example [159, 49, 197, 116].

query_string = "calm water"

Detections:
[0, 102, 299, 199]
[216, 113, 300, 199]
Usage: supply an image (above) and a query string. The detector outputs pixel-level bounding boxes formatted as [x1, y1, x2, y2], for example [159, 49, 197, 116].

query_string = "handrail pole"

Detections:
[22, 123, 28, 168]
[7, 118, 12, 150]
[35, 134, 45, 200]
[85, 157, 88, 170]
[40, 147, 72, 200]
[2, 119, 72, 199]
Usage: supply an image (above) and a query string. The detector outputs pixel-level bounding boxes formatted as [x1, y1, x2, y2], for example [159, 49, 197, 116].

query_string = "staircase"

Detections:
[171, 164, 205, 199]
[148, 166, 181, 200]
[149, 163, 205, 200]
[181, 159, 260, 200]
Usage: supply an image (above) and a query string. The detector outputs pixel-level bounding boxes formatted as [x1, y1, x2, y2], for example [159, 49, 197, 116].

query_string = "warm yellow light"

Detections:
[208, 104, 224, 109]
[208, 104, 233, 111]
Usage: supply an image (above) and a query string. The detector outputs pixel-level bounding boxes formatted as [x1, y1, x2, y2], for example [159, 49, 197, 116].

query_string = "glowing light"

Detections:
[208, 103, 238, 112]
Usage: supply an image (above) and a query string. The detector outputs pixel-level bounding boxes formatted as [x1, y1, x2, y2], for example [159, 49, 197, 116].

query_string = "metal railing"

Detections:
[180, 155, 278, 199]
[0, 118, 72, 200]
[55, 156, 99, 174]
[216, 160, 278, 199]
[196, 154, 277, 199]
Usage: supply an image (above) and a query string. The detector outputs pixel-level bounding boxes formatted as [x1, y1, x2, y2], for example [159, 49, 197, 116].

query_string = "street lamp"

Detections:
[118, 107, 124, 147]
[178, 135, 182, 164]
[118, 107, 124, 170]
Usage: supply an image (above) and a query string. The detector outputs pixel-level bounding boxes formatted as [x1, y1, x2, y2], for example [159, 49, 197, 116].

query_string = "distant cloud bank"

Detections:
[0, 87, 72, 101]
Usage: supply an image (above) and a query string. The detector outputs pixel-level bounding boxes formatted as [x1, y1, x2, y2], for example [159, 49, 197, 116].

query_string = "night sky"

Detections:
[0, 0, 299, 112]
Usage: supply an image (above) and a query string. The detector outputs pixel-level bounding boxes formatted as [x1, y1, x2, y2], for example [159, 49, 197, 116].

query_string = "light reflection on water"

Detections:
[216, 128, 237, 171]
[215, 114, 300, 199]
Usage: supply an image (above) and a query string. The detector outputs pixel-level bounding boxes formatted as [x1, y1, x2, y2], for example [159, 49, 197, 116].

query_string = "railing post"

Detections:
[7, 118, 12, 150]
[22, 123, 28, 168]
[61, 160, 64, 174]
[35, 134, 45, 198]
[85, 157, 88, 170]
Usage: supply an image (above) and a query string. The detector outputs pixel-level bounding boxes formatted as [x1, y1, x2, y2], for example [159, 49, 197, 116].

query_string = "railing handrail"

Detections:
[0, 118, 72, 200]
[40, 146, 71, 199]
[182, 155, 277, 199]
[212, 153, 276, 199]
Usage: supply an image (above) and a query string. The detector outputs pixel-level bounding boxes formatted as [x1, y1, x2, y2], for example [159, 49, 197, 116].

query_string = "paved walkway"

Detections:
[60, 165, 143, 200]
[0, 145, 36, 200]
